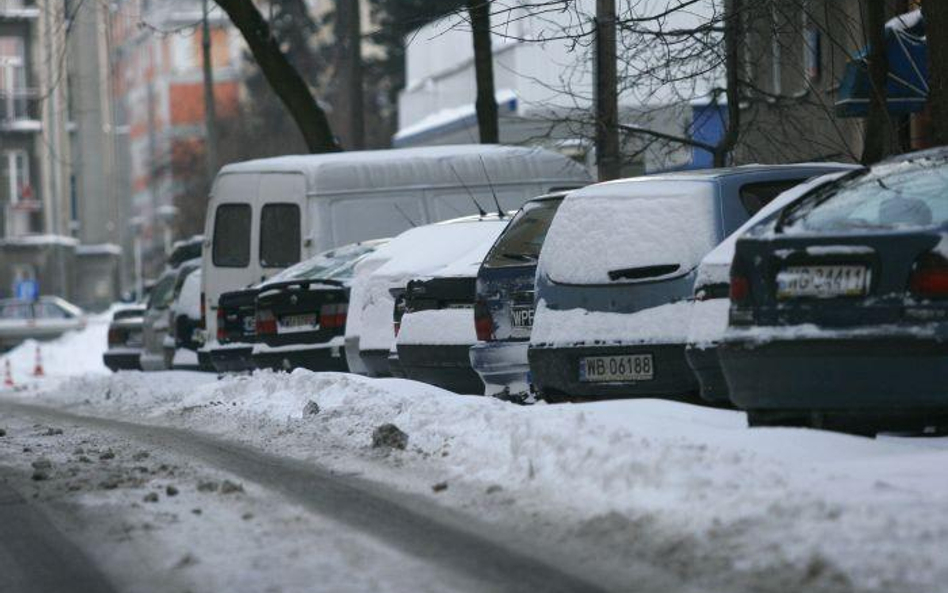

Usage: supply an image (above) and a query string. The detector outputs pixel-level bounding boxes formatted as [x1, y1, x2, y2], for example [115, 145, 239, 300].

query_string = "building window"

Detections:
[0, 36, 27, 121]
[1, 150, 30, 206]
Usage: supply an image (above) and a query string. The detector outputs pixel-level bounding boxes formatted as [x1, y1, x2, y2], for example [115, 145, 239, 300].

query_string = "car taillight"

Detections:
[729, 275, 749, 303]
[320, 303, 348, 329]
[909, 252, 948, 298]
[200, 292, 206, 329]
[216, 308, 226, 342]
[474, 300, 494, 341]
[256, 309, 277, 335]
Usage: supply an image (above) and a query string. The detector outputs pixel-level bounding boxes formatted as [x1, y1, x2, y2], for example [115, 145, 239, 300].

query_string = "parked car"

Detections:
[140, 259, 200, 371]
[346, 215, 511, 377]
[202, 145, 590, 348]
[685, 167, 861, 404]
[0, 297, 86, 351]
[252, 240, 385, 372]
[528, 164, 850, 402]
[468, 193, 568, 400]
[719, 149, 948, 433]
[394, 232, 506, 394]
[169, 268, 206, 371]
[103, 305, 146, 371]
[207, 241, 384, 373]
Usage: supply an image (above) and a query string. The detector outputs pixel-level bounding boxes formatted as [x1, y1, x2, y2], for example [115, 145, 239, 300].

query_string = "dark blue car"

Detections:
[470, 193, 568, 400]
[719, 148, 948, 433]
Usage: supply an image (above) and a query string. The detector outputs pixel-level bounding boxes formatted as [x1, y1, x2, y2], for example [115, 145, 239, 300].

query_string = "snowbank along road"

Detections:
[2, 315, 948, 593]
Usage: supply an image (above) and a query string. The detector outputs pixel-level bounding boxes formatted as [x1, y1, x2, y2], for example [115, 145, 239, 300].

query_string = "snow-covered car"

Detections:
[346, 215, 511, 377]
[140, 259, 200, 371]
[394, 229, 508, 394]
[103, 304, 146, 371]
[0, 297, 86, 352]
[719, 148, 948, 433]
[685, 167, 860, 404]
[169, 267, 206, 371]
[529, 164, 848, 402]
[251, 240, 386, 372]
[468, 193, 568, 400]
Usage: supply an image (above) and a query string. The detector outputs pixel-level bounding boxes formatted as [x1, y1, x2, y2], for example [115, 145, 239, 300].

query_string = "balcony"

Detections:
[0, 90, 41, 132]
[0, 0, 40, 19]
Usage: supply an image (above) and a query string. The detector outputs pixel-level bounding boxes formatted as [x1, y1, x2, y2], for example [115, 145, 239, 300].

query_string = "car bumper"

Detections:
[719, 334, 948, 414]
[398, 343, 484, 395]
[139, 350, 169, 372]
[359, 349, 393, 377]
[684, 344, 730, 404]
[209, 345, 256, 373]
[528, 343, 698, 400]
[469, 341, 530, 398]
[103, 348, 142, 372]
[252, 340, 348, 373]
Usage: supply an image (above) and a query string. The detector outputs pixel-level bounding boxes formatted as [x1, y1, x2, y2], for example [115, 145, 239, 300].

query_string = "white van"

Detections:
[201, 144, 590, 345]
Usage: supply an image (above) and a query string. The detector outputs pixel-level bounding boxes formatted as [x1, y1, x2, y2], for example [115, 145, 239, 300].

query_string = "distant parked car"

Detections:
[251, 240, 385, 372]
[685, 167, 861, 404]
[346, 215, 510, 377]
[394, 229, 508, 394]
[103, 305, 146, 371]
[468, 193, 568, 400]
[140, 260, 200, 371]
[529, 164, 850, 402]
[719, 148, 948, 433]
[0, 297, 86, 351]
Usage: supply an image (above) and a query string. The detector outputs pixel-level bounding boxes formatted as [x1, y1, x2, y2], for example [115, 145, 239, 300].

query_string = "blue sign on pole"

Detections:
[14, 280, 39, 302]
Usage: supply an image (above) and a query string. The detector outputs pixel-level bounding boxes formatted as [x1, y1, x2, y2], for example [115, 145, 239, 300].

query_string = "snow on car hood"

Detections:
[347, 220, 507, 353]
[540, 180, 719, 285]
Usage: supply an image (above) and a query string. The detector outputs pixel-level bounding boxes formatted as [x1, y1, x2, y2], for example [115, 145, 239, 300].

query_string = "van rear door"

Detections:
[257, 173, 307, 282]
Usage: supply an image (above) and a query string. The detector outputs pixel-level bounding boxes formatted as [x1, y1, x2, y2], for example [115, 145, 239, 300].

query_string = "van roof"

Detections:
[216, 144, 590, 194]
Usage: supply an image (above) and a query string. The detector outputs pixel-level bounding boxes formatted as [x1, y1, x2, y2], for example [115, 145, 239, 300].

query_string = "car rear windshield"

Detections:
[265, 242, 379, 285]
[148, 273, 177, 310]
[213, 204, 252, 268]
[541, 181, 719, 285]
[260, 203, 301, 268]
[780, 158, 948, 233]
[483, 198, 563, 268]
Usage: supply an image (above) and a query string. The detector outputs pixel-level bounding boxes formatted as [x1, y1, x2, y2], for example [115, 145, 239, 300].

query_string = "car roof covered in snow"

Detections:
[215, 144, 590, 195]
[618, 162, 860, 184]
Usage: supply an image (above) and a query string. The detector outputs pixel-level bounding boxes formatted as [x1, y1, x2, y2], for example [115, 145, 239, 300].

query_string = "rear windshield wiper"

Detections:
[608, 264, 681, 281]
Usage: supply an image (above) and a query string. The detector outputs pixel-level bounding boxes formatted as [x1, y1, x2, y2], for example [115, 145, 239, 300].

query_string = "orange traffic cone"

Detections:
[3, 359, 13, 388]
[32, 345, 44, 378]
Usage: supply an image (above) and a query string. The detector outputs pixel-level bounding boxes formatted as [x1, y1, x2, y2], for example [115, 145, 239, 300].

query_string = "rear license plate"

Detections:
[776, 265, 870, 299]
[510, 305, 534, 329]
[278, 314, 318, 333]
[579, 354, 653, 383]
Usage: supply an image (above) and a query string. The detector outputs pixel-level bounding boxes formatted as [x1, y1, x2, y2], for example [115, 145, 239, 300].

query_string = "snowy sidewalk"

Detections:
[3, 322, 948, 592]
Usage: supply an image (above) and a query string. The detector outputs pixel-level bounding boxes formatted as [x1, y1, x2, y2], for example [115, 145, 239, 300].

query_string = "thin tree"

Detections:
[214, 0, 340, 153]
[923, 0, 948, 146]
[595, 0, 621, 179]
[337, 0, 366, 149]
[468, 0, 499, 143]
[861, 0, 897, 164]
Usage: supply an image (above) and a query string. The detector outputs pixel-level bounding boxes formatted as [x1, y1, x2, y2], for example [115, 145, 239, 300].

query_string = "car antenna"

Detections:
[477, 155, 505, 218]
[447, 162, 488, 217]
[393, 203, 417, 228]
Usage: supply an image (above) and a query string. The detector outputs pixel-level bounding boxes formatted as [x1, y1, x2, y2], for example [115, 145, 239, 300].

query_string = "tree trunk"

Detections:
[201, 0, 218, 178]
[214, 0, 340, 153]
[468, 0, 499, 143]
[861, 0, 896, 164]
[714, 0, 742, 168]
[595, 0, 620, 180]
[923, 0, 948, 146]
[337, 0, 365, 149]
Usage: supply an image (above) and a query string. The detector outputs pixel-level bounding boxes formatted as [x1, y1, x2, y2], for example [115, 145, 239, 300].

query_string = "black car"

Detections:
[719, 148, 948, 433]
[469, 193, 567, 400]
[210, 287, 260, 373]
[252, 240, 385, 372]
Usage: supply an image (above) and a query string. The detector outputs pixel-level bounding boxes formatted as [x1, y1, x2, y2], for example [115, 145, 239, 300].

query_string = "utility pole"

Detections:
[202, 0, 219, 179]
[595, 0, 620, 181]
[468, 0, 499, 143]
[345, 0, 365, 149]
